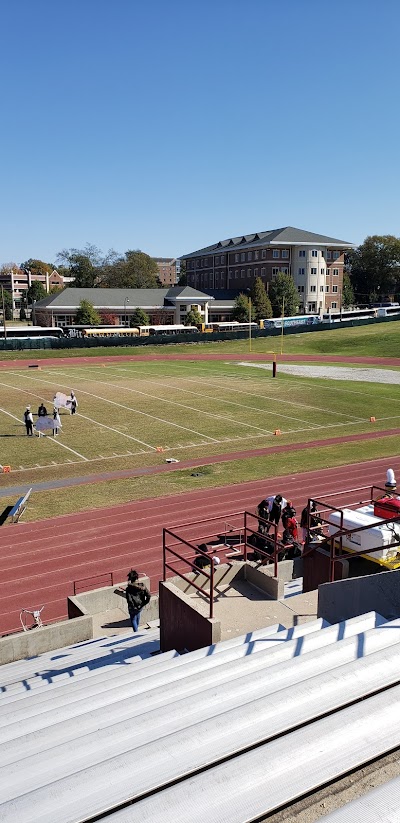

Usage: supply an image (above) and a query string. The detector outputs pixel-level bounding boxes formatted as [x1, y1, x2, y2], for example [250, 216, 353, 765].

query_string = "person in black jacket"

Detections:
[37, 402, 48, 417]
[122, 569, 151, 632]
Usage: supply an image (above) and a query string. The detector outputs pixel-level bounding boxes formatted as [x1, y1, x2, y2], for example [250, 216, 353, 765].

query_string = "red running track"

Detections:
[0, 456, 397, 635]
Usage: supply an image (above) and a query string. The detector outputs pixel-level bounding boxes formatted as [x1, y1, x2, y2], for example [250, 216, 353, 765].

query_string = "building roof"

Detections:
[204, 289, 243, 309]
[181, 226, 354, 259]
[34, 287, 214, 311]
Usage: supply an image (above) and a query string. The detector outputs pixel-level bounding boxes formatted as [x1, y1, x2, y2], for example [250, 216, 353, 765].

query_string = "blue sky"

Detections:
[1, 0, 399, 266]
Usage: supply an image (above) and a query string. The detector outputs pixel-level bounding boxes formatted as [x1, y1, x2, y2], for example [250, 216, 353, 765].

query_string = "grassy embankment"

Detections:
[0, 318, 399, 360]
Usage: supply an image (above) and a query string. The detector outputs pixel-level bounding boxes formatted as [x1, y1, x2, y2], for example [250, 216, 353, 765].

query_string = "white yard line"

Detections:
[117, 362, 366, 422]
[161, 367, 366, 422]
[0, 378, 157, 451]
[76, 412, 157, 450]
[143, 359, 394, 412]
[0, 406, 89, 461]
[7, 370, 221, 443]
[54, 369, 277, 436]
[106, 366, 320, 429]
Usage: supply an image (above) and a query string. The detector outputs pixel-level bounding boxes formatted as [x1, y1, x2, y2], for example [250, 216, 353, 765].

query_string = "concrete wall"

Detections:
[68, 576, 159, 624]
[244, 561, 284, 599]
[159, 560, 288, 652]
[0, 615, 92, 666]
[318, 568, 400, 624]
[159, 580, 221, 652]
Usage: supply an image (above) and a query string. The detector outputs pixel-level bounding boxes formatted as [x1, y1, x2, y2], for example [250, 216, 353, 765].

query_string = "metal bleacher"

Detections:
[318, 775, 400, 822]
[0, 612, 400, 823]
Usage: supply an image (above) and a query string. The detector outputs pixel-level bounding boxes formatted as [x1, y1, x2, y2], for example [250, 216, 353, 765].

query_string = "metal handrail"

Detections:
[73, 571, 114, 595]
[168, 510, 245, 531]
[305, 492, 400, 581]
[163, 528, 215, 618]
[244, 510, 287, 577]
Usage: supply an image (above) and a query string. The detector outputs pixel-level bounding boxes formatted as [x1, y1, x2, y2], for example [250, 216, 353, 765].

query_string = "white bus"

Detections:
[0, 325, 66, 339]
[205, 322, 258, 333]
[139, 325, 199, 337]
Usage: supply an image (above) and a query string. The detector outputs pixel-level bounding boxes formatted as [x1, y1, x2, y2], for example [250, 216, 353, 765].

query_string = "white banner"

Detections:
[35, 416, 62, 432]
[53, 392, 71, 410]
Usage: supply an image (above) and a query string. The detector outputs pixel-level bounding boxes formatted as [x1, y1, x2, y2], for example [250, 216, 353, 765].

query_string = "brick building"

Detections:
[182, 226, 354, 314]
[152, 258, 180, 286]
[0, 267, 73, 316]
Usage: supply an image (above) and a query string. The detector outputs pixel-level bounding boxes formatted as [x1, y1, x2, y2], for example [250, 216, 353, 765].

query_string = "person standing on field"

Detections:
[53, 407, 61, 436]
[23, 406, 34, 436]
[70, 391, 78, 415]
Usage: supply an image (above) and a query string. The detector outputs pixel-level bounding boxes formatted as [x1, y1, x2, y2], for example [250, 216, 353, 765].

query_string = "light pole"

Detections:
[1, 286, 7, 340]
[246, 288, 252, 352]
[124, 297, 130, 327]
[280, 295, 285, 355]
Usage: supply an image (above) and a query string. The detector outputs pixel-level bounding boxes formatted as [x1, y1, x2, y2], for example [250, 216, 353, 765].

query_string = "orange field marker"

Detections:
[156, 446, 164, 453]
[3, 466, 11, 473]
[370, 416, 376, 422]
[274, 429, 281, 436]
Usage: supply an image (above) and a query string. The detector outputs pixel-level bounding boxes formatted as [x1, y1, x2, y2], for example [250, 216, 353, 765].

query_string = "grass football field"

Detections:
[0, 321, 400, 520]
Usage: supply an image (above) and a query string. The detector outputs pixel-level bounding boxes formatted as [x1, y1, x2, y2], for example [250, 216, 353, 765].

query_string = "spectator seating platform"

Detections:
[1, 611, 400, 823]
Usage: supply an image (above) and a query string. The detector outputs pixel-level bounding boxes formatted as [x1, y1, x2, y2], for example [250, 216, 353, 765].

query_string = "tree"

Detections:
[232, 293, 250, 322]
[103, 250, 160, 289]
[99, 312, 118, 325]
[178, 261, 187, 286]
[185, 308, 203, 327]
[75, 300, 101, 325]
[250, 277, 273, 321]
[27, 281, 46, 304]
[1, 289, 13, 321]
[20, 258, 53, 278]
[129, 308, 150, 327]
[55, 244, 113, 288]
[347, 235, 400, 302]
[342, 273, 355, 309]
[269, 272, 299, 317]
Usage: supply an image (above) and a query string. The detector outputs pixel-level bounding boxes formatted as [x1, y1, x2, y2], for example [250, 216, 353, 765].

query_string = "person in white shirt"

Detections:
[23, 406, 34, 436]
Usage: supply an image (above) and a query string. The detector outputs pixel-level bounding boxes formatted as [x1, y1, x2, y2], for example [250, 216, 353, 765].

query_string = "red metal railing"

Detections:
[73, 571, 114, 595]
[163, 528, 215, 618]
[162, 509, 292, 617]
[304, 485, 400, 581]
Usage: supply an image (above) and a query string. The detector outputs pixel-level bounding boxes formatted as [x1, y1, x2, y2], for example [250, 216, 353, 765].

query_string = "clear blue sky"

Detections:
[1, 0, 399, 266]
